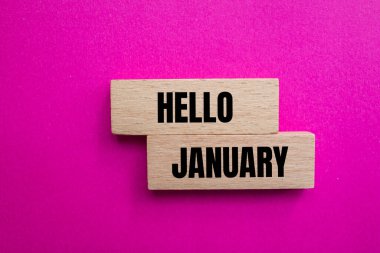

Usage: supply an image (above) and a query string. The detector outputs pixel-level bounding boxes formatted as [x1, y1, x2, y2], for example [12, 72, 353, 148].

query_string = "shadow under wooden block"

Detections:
[147, 132, 314, 190]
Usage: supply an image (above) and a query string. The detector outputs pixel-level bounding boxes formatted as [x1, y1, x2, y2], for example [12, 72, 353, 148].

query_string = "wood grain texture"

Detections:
[111, 79, 278, 135]
[147, 132, 315, 190]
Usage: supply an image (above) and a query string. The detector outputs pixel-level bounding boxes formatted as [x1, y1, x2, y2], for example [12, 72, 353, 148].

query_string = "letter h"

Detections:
[158, 92, 173, 123]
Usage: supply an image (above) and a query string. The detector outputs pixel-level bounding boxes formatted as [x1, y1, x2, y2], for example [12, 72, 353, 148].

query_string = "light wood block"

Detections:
[111, 79, 278, 135]
[147, 132, 314, 190]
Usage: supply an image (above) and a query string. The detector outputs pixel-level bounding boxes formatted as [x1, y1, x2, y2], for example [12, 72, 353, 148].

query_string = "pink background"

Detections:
[1, 1, 380, 252]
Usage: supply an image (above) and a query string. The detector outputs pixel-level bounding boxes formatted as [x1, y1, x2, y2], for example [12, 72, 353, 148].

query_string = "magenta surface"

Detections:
[1, 1, 379, 252]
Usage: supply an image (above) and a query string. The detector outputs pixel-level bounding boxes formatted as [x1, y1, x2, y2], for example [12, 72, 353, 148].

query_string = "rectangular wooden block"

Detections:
[111, 79, 278, 135]
[147, 132, 315, 190]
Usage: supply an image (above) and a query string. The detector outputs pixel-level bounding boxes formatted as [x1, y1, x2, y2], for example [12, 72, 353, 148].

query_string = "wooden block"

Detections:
[147, 132, 315, 190]
[111, 79, 278, 135]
